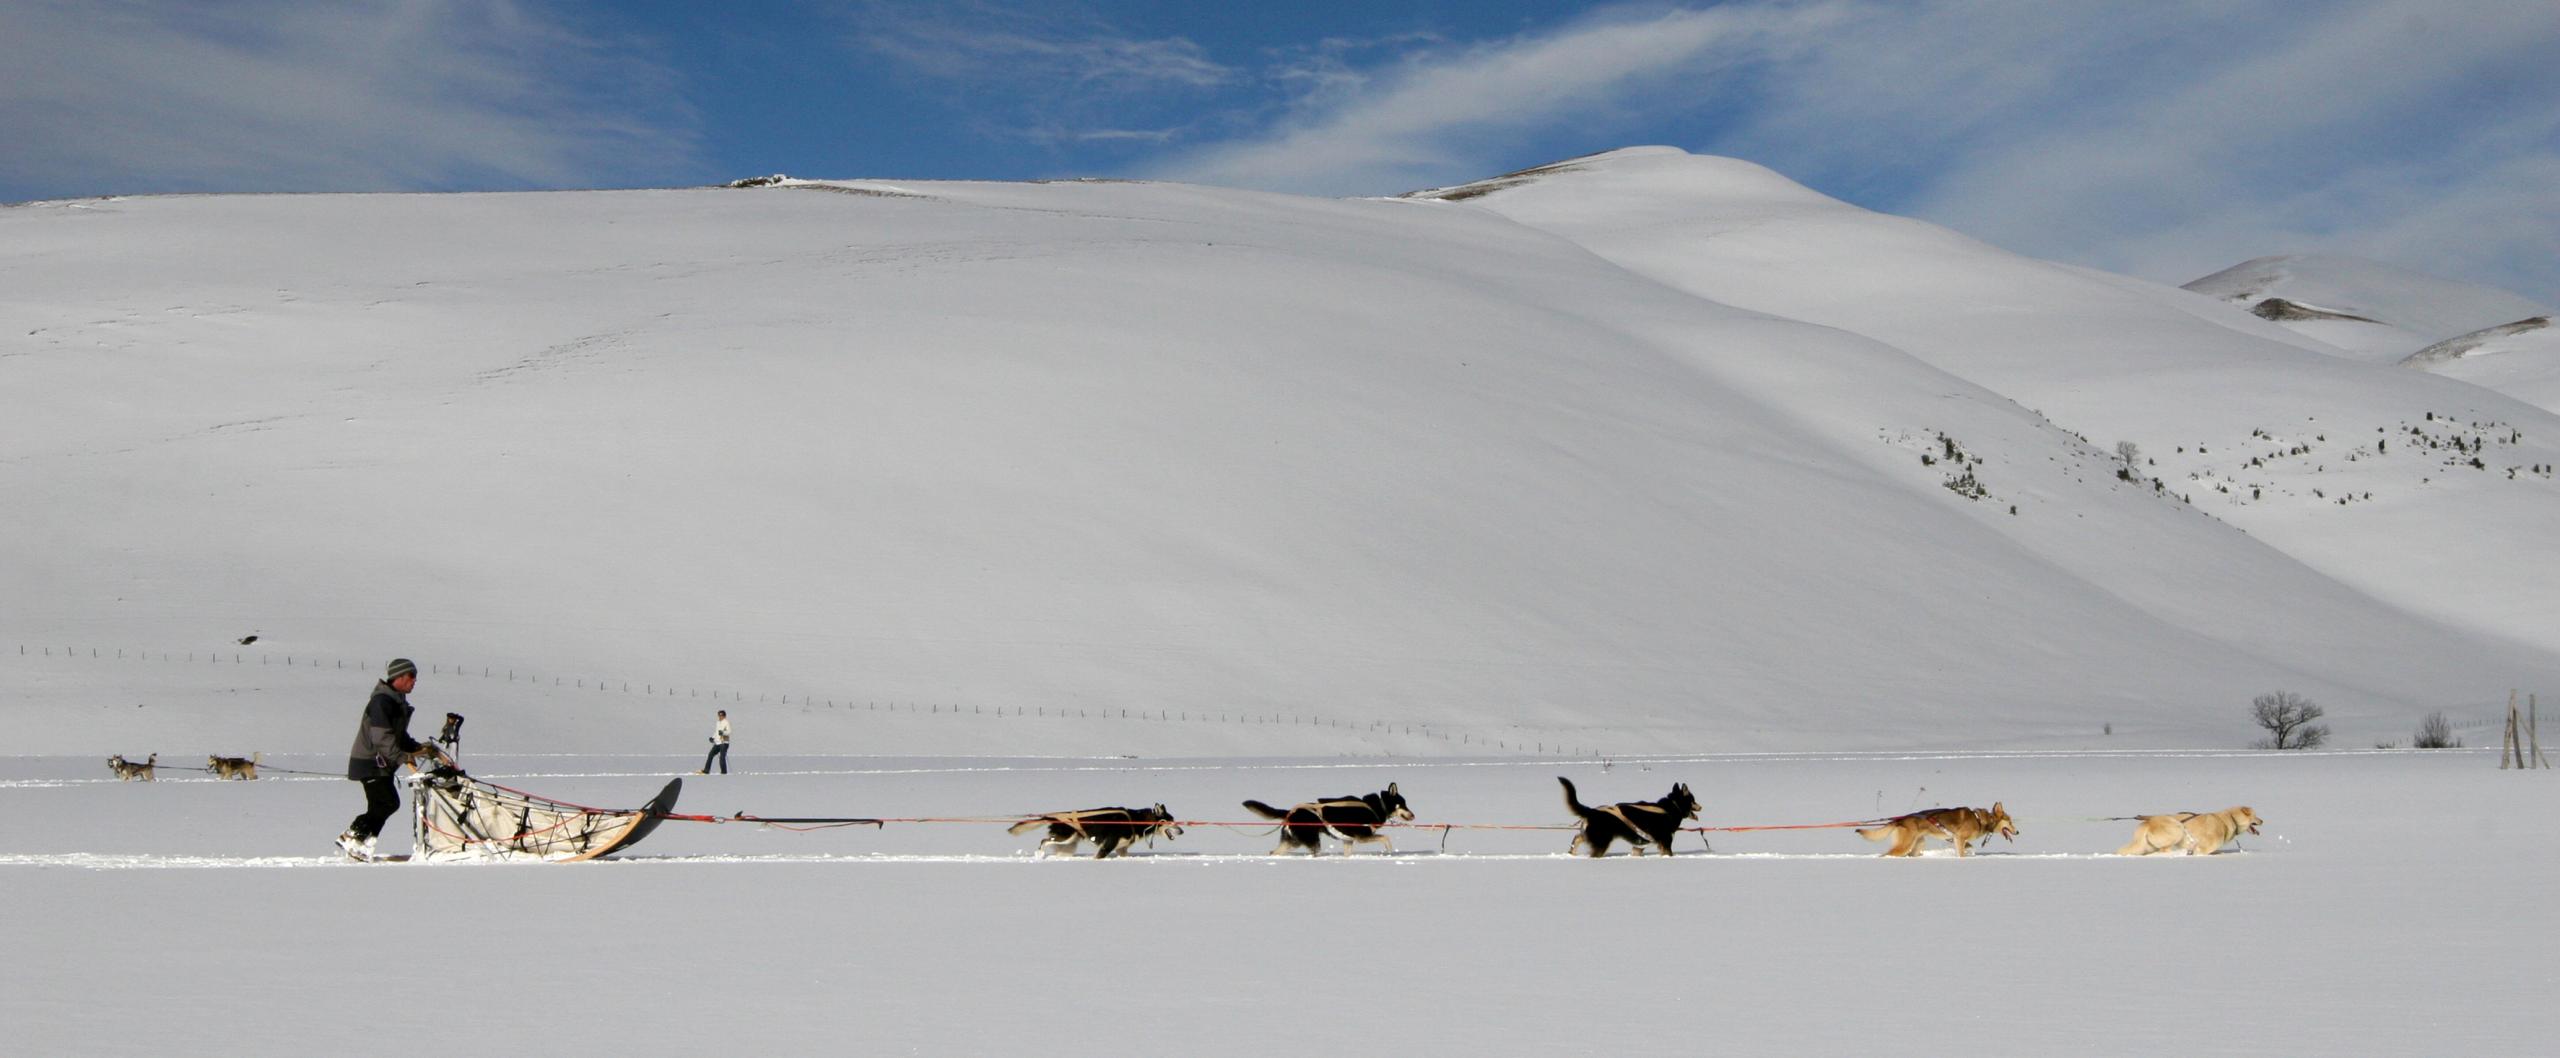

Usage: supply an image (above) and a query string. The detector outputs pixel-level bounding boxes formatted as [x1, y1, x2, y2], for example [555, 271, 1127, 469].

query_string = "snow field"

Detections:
[6, 749, 2554, 1056]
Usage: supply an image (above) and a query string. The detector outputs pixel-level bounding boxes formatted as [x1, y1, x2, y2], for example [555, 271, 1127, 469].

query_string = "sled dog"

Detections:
[1857, 803, 2017, 857]
[2116, 806, 2260, 856]
[107, 753, 157, 781]
[1009, 805, 1183, 858]
[209, 752, 262, 780]
[1241, 783, 1413, 855]
[1558, 777, 1700, 857]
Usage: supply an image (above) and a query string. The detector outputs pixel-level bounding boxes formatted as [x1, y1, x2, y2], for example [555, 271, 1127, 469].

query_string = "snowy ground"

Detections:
[9, 151, 2558, 1055]
[8, 746, 2555, 1057]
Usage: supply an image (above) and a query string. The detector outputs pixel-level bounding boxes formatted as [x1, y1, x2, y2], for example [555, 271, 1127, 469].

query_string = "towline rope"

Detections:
[1689, 817, 1898, 834]
[641, 814, 1904, 835]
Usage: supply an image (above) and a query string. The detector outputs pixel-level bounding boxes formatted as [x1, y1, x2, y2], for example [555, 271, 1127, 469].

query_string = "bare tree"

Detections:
[2114, 441, 2142, 482]
[2251, 691, 2329, 749]
[2413, 710, 2461, 749]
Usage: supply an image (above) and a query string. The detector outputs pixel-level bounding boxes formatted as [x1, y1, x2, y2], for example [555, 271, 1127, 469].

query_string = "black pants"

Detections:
[349, 776, 399, 839]
[702, 743, 729, 774]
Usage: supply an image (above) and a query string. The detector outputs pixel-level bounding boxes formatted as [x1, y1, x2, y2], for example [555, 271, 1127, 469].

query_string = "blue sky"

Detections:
[5, 0, 2554, 302]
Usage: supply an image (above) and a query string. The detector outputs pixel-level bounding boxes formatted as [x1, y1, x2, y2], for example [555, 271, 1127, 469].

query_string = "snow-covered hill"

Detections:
[5, 151, 2555, 760]
[2183, 253, 2553, 363]
[2404, 316, 2560, 414]
[1413, 147, 2560, 675]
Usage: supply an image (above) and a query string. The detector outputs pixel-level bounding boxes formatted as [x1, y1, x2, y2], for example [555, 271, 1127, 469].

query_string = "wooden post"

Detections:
[2503, 691, 2520, 769]
[2535, 694, 2551, 769]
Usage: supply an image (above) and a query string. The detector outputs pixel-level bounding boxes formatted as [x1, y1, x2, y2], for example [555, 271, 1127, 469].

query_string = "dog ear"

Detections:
[1386, 782, 1398, 793]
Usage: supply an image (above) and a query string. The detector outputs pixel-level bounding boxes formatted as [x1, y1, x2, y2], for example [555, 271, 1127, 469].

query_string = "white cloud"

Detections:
[1138, 5, 1846, 197]
[1843, 1, 2560, 301]
[1127, 0, 2558, 303]
[849, 0, 1228, 99]
[846, 0, 1231, 147]
[857, 20, 1228, 91]
[0, 0, 697, 199]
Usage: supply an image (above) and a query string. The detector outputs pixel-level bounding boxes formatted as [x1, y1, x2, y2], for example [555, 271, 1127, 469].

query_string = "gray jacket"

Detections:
[346, 680, 423, 780]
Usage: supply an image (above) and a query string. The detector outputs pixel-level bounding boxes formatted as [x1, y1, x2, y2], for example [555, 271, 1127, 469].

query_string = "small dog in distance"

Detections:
[209, 753, 262, 780]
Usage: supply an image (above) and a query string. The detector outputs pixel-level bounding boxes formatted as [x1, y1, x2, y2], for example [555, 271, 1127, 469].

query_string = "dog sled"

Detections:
[408, 766, 682, 863]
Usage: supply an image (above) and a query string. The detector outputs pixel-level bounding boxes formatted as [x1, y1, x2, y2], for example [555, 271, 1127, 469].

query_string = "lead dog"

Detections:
[1559, 777, 1700, 857]
[1009, 805, 1183, 858]
[2117, 806, 2261, 856]
[1241, 783, 1413, 855]
[209, 752, 262, 780]
[1857, 803, 2017, 857]
[107, 753, 157, 781]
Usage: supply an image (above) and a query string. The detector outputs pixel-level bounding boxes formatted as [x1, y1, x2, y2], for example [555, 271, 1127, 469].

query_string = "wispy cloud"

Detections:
[846, 0, 1231, 148]
[1757, 1, 2560, 300]
[1120, 0, 2559, 303]
[854, 12, 1227, 90]
[0, 0, 698, 200]
[1137, 5, 1844, 197]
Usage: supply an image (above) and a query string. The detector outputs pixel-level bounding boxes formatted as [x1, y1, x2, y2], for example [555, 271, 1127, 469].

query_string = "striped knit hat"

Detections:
[385, 658, 418, 680]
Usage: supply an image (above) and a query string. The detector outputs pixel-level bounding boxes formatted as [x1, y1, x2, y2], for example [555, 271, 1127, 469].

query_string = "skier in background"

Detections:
[697, 709, 730, 775]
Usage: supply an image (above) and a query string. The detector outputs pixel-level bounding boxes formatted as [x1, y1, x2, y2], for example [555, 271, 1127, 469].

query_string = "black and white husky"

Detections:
[1241, 783, 1414, 855]
[1559, 777, 1700, 857]
[1009, 805, 1183, 858]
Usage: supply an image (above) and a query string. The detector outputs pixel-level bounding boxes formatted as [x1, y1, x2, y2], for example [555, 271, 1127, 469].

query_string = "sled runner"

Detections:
[408, 766, 682, 863]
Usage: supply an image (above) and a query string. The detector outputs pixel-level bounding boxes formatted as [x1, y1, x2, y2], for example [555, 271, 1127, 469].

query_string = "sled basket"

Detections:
[409, 768, 681, 863]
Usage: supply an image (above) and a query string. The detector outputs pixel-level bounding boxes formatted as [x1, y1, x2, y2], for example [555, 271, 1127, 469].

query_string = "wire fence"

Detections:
[11, 642, 1606, 757]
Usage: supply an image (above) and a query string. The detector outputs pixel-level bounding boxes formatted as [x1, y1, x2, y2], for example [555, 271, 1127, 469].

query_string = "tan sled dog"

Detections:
[107, 753, 158, 781]
[1857, 803, 2017, 857]
[2117, 806, 2260, 856]
[209, 752, 262, 780]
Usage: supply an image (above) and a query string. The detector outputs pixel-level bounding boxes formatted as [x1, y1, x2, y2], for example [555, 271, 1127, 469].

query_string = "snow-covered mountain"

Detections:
[1414, 149, 2560, 666]
[2403, 316, 2560, 414]
[6, 149, 2555, 759]
[2182, 253, 2553, 363]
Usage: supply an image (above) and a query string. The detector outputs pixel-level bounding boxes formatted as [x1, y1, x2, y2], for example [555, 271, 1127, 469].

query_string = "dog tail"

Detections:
[1007, 818, 1051, 836]
[1557, 777, 1594, 821]
[1856, 824, 1895, 843]
[1241, 800, 1291, 821]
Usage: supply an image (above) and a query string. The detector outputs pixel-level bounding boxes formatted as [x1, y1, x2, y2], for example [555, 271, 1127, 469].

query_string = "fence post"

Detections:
[2505, 691, 2523, 769]
[2535, 694, 2551, 769]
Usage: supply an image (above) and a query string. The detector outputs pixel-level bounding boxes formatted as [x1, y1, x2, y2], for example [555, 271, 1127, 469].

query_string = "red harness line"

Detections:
[651, 815, 1899, 833]
[1690, 818, 1897, 833]
[459, 771, 1901, 837]
[456, 777, 1900, 838]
